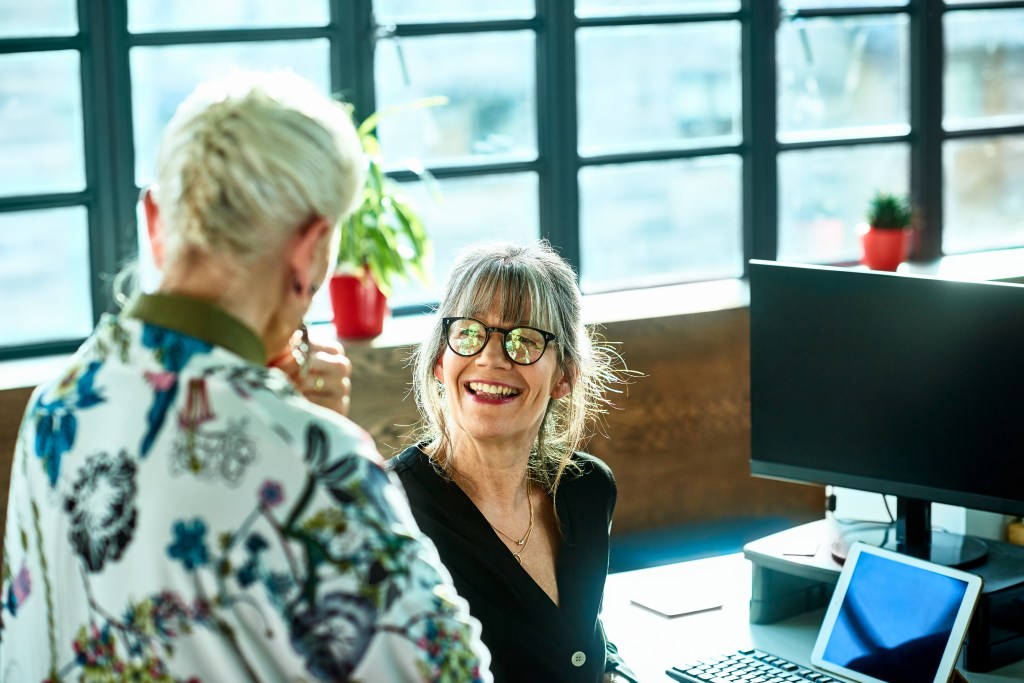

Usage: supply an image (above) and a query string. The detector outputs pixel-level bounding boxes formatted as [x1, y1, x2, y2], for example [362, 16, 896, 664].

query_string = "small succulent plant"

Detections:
[866, 191, 913, 230]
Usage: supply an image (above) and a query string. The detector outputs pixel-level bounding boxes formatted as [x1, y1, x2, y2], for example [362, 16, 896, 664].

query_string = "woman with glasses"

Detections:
[388, 240, 638, 683]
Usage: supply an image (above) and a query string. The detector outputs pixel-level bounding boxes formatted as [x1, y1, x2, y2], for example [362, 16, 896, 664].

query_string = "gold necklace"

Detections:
[488, 479, 534, 564]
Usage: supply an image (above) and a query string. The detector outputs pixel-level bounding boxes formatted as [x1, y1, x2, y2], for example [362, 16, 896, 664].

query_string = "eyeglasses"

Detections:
[442, 316, 556, 366]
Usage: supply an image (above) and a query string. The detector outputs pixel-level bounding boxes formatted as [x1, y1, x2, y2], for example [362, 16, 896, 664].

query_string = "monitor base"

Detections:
[744, 520, 1024, 673]
[828, 524, 988, 569]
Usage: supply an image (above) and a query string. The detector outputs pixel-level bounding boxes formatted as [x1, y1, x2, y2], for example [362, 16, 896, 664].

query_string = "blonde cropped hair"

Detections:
[153, 69, 365, 260]
[411, 240, 630, 497]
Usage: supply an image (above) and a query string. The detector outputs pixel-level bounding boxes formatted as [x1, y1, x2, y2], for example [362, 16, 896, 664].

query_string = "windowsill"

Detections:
[324, 276, 751, 351]
[0, 278, 750, 391]
[0, 354, 76, 393]
[4, 246, 1022, 392]
[337, 245, 1024, 351]
[899, 246, 1024, 282]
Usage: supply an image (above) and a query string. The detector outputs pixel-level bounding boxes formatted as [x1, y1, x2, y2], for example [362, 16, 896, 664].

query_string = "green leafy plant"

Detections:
[336, 97, 446, 297]
[866, 191, 913, 230]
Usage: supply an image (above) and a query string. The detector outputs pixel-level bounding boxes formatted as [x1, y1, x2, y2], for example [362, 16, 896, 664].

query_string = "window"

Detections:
[576, 14, 744, 291]
[774, 0, 1024, 264]
[943, 7, 1024, 253]
[2, 1, 1023, 360]
[0, 4, 90, 355]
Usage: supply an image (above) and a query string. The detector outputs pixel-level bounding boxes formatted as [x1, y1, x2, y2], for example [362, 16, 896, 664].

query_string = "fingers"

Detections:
[268, 330, 353, 418]
[297, 342, 353, 417]
[308, 342, 352, 383]
[267, 329, 305, 379]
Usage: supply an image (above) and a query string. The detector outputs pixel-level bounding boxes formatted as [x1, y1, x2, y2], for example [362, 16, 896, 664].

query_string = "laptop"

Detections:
[668, 542, 983, 683]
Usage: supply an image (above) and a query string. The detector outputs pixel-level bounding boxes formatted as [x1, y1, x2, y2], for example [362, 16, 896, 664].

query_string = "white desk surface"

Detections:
[602, 553, 1024, 683]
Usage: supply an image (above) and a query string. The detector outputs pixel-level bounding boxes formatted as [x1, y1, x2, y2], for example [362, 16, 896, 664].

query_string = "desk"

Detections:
[602, 553, 1024, 682]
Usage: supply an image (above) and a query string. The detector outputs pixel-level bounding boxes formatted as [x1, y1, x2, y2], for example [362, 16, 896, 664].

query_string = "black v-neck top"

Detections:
[388, 446, 637, 683]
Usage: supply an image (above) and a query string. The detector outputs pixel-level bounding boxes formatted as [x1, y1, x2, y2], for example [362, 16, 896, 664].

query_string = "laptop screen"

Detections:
[812, 544, 982, 683]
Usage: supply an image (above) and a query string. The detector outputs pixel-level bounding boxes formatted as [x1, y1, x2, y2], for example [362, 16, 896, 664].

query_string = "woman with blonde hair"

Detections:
[389, 240, 637, 682]
[1, 70, 489, 682]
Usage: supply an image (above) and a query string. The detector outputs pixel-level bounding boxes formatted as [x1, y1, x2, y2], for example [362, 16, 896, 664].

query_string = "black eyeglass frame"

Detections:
[441, 316, 557, 366]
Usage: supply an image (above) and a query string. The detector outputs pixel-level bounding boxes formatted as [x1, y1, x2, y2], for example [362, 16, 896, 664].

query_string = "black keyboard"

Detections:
[667, 649, 844, 683]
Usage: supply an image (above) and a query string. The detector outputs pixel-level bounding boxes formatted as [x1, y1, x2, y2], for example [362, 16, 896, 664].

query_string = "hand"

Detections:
[269, 329, 353, 417]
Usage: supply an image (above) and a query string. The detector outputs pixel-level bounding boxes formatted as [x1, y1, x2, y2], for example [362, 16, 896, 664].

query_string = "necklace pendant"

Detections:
[515, 539, 526, 546]
[513, 553, 523, 564]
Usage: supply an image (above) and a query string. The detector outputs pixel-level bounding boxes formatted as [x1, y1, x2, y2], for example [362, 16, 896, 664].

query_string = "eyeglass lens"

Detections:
[446, 318, 549, 365]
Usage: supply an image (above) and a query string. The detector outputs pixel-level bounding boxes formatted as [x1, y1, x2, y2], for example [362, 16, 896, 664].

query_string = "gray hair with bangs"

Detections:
[411, 240, 628, 496]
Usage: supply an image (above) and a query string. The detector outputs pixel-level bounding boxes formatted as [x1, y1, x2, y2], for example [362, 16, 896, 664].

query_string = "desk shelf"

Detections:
[742, 519, 1024, 673]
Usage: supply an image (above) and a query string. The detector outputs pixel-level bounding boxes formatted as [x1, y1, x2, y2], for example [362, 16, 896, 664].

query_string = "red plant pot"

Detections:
[328, 273, 387, 340]
[859, 225, 911, 272]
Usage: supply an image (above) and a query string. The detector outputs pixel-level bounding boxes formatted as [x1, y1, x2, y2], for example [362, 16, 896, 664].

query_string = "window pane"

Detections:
[945, 9, 1024, 129]
[303, 172, 539, 319]
[0, 51, 85, 196]
[944, 136, 1024, 253]
[128, 0, 328, 32]
[579, 157, 743, 292]
[577, 0, 738, 17]
[0, 207, 91, 346]
[0, 0, 77, 38]
[130, 41, 331, 185]
[778, 143, 909, 264]
[373, 0, 533, 23]
[388, 173, 540, 309]
[374, 32, 536, 166]
[578, 23, 741, 155]
[778, 15, 909, 140]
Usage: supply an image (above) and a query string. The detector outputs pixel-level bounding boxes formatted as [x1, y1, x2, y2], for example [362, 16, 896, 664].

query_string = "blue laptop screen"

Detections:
[820, 552, 970, 683]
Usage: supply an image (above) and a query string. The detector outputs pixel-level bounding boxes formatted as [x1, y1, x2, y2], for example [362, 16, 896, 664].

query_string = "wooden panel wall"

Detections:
[589, 309, 821, 533]
[0, 306, 822, 553]
[345, 307, 823, 536]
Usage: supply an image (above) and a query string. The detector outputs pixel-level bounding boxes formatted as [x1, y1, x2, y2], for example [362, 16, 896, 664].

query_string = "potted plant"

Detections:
[330, 100, 442, 340]
[858, 191, 914, 272]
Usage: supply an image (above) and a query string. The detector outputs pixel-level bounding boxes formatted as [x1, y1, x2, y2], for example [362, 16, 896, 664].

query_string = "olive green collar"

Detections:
[125, 292, 266, 365]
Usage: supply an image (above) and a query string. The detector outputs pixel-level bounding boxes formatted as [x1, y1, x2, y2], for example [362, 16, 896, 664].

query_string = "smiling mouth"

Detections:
[467, 381, 520, 398]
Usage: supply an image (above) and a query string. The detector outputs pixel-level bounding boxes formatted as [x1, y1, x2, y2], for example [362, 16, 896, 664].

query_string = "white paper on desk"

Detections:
[629, 591, 724, 619]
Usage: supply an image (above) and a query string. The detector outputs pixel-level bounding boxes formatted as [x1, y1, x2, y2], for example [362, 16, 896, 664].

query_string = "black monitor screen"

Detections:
[750, 260, 1024, 519]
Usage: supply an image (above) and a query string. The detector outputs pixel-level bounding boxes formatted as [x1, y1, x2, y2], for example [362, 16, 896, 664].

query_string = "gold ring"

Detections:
[314, 377, 325, 392]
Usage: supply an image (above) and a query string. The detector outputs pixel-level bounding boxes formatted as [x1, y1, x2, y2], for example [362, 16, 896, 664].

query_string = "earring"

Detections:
[294, 277, 318, 296]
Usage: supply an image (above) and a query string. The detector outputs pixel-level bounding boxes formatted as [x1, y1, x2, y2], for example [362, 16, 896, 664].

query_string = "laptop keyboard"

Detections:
[667, 649, 843, 683]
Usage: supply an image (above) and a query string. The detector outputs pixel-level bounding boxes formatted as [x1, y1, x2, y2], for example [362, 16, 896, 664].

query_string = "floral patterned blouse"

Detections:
[0, 293, 491, 683]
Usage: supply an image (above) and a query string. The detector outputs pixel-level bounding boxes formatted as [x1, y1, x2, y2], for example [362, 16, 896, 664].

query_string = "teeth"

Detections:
[469, 382, 517, 396]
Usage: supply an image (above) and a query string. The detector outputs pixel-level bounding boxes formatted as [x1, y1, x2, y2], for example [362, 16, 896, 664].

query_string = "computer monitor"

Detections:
[749, 259, 1024, 567]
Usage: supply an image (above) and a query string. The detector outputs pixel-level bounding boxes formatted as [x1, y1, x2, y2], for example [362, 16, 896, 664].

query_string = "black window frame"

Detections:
[2, 0, 1024, 361]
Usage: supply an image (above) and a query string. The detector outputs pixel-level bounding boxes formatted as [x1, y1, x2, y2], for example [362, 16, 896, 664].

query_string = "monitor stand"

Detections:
[828, 497, 988, 569]
[744, 519, 1024, 673]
